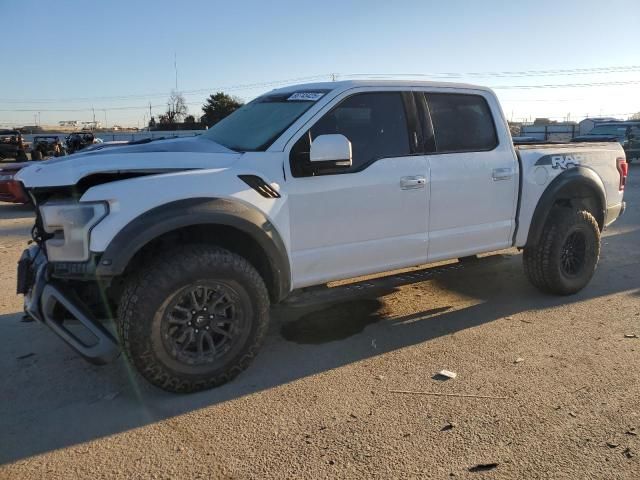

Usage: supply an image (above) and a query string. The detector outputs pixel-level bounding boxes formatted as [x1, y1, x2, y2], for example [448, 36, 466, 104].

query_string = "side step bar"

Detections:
[281, 261, 467, 308]
[40, 283, 120, 365]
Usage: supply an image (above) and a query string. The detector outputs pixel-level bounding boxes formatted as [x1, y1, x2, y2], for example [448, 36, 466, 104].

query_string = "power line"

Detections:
[0, 100, 216, 113]
[345, 65, 640, 79]
[493, 79, 640, 89]
[0, 74, 332, 104]
[2, 64, 640, 104]
[2, 78, 638, 113]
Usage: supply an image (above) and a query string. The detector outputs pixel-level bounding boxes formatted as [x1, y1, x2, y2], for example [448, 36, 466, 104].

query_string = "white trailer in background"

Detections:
[579, 117, 621, 135]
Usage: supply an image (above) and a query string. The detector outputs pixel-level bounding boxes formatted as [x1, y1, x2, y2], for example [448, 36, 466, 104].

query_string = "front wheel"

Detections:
[523, 208, 600, 295]
[117, 245, 270, 393]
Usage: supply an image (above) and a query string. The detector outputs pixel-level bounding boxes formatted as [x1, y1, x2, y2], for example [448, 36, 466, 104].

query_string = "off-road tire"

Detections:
[523, 208, 600, 295]
[117, 245, 270, 393]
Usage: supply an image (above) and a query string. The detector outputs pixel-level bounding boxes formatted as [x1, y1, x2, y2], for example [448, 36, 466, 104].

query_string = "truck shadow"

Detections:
[1, 224, 638, 464]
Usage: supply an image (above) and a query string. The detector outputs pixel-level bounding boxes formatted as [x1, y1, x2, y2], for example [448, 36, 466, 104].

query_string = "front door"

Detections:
[285, 90, 430, 288]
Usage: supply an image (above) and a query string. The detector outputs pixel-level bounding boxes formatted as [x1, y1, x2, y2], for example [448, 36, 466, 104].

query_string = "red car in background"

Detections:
[0, 162, 30, 203]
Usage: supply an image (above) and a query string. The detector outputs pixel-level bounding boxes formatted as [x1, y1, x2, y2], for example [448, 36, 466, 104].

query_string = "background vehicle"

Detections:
[31, 135, 66, 160]
[65, 131, 99, 154]
[0, 129, 28, 161]
[572, 121, 640, 162]
[15, 80, 628, 393]
[0, 162, 30, 203]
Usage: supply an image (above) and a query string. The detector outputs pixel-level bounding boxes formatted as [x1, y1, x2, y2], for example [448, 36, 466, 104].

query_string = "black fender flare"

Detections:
[526, 166, 606, 247]
[95, 198, 291, 302]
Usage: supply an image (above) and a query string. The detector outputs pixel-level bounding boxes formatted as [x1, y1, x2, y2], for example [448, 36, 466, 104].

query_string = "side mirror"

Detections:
[309, 134, 352, 170]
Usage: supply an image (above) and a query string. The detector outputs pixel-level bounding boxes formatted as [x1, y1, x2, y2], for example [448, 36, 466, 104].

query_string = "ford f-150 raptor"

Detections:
[14, 80, 628, 393]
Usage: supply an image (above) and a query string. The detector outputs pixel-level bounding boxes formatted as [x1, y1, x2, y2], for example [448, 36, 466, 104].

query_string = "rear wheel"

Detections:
[523, 208, 600, 295]
[117, 245, 270, 393]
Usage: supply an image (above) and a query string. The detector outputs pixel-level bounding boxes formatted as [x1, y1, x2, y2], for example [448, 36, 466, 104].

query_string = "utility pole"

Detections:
[92, 106, 96, 129]
[174, 52, 178, 91]
[103, 110, 108, 129]
[330, 73, 337, 82]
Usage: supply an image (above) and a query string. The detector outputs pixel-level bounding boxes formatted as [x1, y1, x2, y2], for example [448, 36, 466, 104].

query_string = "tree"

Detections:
[184, 114, 196, 125]
[160, 90, 188, 125]
[631, 112, 640, 121]
[148, 116, 156, 128]
[201, 92, 243, 127]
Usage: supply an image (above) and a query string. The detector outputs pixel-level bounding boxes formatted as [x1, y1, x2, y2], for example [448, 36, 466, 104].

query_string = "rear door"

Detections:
[417, 91, 519, 261]
[285, 89, 430, 288]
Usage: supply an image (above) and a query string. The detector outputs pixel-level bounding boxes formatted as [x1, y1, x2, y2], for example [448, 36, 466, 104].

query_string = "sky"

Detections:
[1, 0, 639, 128]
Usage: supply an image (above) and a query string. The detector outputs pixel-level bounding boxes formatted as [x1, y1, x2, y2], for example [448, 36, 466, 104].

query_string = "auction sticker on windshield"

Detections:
[287, 92, 325, 101]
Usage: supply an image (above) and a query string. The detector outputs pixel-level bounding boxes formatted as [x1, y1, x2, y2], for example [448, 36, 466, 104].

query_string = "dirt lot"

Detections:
[1, 166, 639, 479]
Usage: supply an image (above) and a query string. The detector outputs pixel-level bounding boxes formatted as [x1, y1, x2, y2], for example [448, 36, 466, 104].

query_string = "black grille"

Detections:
[238, 175, 281, 198]
[16, 250, 35, 295]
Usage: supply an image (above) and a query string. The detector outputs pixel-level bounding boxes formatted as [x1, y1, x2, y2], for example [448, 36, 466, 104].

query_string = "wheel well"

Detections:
[117, 224, 280, 302]
[526, 176, 606, 248]
[551, 183, 604, 230]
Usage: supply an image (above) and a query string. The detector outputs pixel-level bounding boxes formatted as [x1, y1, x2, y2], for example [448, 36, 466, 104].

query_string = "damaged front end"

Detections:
[17, 189, 120, 365]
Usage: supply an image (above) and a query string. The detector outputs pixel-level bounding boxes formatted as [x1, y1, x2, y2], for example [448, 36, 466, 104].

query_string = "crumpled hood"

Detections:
[16, 136, 242, 187]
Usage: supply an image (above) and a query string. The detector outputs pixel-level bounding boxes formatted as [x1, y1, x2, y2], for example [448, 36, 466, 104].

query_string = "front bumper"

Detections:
[18, 245, 120, 364]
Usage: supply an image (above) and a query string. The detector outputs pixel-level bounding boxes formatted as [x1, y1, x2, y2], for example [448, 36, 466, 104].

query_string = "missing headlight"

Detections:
[40, 201, 108, 262]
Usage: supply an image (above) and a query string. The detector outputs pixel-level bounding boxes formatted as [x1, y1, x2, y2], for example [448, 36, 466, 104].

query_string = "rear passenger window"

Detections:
[426, 93, 498, 153]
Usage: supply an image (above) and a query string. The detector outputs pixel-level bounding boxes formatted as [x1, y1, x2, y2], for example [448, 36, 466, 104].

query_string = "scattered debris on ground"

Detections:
[514, 357, 524, 364]
[624, 334, 638, 339]
[441, 422, 455, 431]
[468, 463, 499, 473]
[389, 389, 508, 400]
[433, 369, 457, 380]
[16, 352, 35, 360]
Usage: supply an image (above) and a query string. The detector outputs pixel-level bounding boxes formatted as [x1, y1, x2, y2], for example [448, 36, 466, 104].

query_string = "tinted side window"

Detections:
[291, 92, 411, 175]
[426, 93, 498, 153]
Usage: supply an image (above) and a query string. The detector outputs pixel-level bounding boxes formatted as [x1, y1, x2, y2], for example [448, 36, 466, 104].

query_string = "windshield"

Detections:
[202, 90, 330, 151]
[588, 125, 628, 137]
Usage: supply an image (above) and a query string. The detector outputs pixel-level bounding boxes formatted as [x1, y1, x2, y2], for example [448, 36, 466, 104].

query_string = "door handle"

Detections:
[400, 175, 426, 190]
[492, 168, 514, 181]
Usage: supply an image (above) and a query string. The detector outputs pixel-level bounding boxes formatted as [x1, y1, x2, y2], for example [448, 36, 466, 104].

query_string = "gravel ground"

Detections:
[0, 165, 639, 479]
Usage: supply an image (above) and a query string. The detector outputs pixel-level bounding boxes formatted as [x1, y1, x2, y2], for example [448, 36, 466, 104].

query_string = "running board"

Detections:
[282, 261, 468, 308]
[40, 283, 121, 365]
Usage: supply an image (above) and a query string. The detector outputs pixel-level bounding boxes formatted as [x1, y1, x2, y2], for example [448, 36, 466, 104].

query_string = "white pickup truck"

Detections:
[15, 80, 628, 393]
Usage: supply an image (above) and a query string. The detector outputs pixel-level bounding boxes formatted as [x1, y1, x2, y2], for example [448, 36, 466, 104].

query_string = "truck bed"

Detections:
[513, 140, 625, 247]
